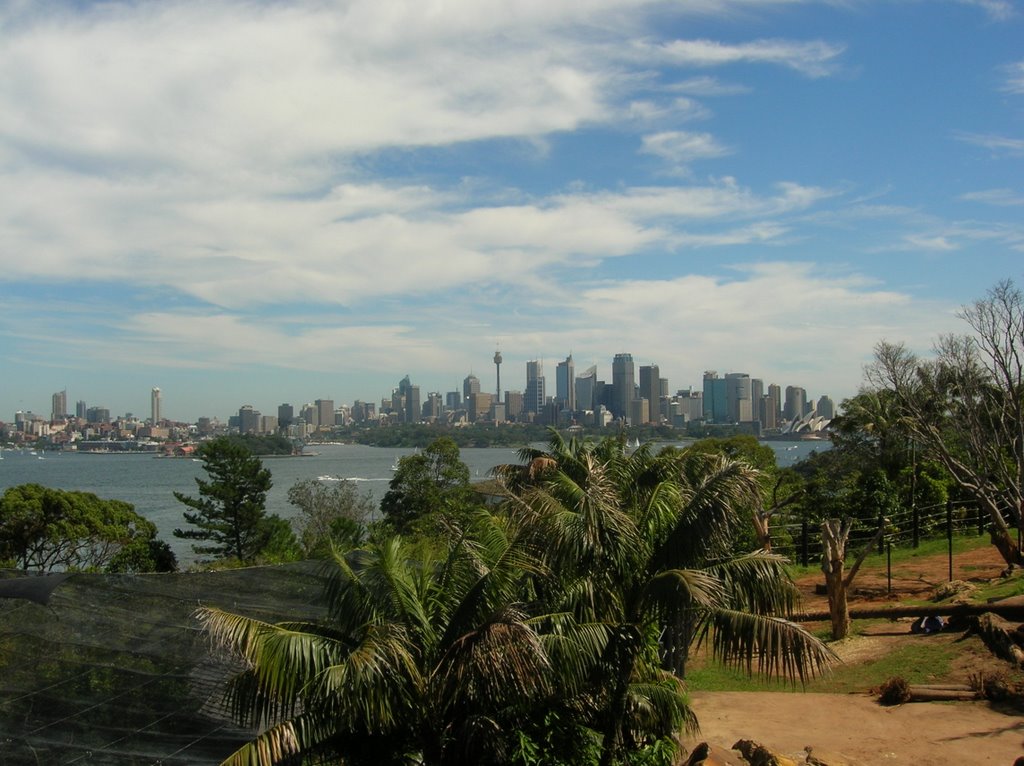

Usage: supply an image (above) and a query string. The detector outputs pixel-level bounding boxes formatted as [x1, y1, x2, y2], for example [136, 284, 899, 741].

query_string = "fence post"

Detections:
[946, 499, 953, 582]
[977, 501, 985, 536]
[912, 499, 919, 549]
[801, 519, 808, 568]
[887, 539, 892, 595]
[877, 513, 885, 555]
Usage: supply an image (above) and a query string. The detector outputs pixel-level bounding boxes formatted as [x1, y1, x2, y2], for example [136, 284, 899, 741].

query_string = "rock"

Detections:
[682, 742, 746, 765]
[731, 738, 799, 766]
[683, 743, 711, 765]
[933, 580, 976, 602]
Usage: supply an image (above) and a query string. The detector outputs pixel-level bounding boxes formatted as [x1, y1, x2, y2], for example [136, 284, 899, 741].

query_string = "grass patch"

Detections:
[972, 572, 1024, 602]
[685, 634, 960, 695]
[806, 639, 957, 694]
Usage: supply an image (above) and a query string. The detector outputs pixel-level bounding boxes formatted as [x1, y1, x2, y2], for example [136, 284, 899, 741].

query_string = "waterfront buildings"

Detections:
[6, 349, 836, 442]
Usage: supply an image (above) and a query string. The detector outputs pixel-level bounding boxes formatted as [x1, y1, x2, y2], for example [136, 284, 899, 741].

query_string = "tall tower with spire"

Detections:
[493, 349, 503, 398]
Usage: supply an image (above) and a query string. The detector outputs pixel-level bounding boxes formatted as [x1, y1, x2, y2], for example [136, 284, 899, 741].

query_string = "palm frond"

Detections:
[623, 673, 698, 739]
[705, 550, 802, 616]
[700, 609, 837, 683]
[435, 605, 552, 715]
[641, 567, 728, 615]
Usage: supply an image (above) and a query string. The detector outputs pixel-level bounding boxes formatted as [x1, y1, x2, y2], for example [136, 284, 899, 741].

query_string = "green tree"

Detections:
[196, 434, 832, 766]
[287, 478, 374, 556]
[501, 433, 834, 766]
[380, 436, 475, 534]
[866, 279, 1024, 567]
[0, 483, 169, 572]
[173, 437, 273, 564]
[105, 537, 178, 574]
[197, 514, 560, 765]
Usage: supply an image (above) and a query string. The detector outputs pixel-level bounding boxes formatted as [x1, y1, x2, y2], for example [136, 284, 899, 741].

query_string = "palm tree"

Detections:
[499, 433, 834, 766]
[201, 433, 832, 766]
[198, 512, 562, 766]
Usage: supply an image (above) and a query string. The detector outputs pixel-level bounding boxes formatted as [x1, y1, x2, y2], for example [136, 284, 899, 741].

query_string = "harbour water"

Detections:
[0, 439, 828, 565]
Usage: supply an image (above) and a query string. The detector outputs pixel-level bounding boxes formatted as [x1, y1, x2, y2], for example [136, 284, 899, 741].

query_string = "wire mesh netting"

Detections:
[1, 562, 327, 765]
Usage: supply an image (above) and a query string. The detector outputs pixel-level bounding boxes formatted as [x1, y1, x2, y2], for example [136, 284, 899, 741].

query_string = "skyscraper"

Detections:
[525, 360, 545, 416]
[150, 387, 161, 425]
[767, 384, 782, 428]
[611, 353, 635, 419]
[555, 354, 575, 412]
[424, 392, 443, 419]
[493, 350, 502, 398]
[784, 386, 807, 422]
[505, 390, 524, 420]
[702, 371, 728, 423]
[278, 403, 294, 427]
[316, 399, 335, 430]
[639, 364, 660, 424]
[446, 391, 462, 411]
[238, 405, 260, 434]
[76, 400, 87, 419]
[751, 378, 764, 426]
[724, 373, 752, 423]
[463, 373, 480, 406]
[816, 395, 835, 420]
[575, 365, 597, 412]
[468, 392, 492, 422]
[51, 390, 67, 421]
[405, 385, 421, 424]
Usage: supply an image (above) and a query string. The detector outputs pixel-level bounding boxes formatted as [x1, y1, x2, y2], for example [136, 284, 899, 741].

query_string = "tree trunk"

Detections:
[979, 495, 1024, 569]
[820, 519, 887, 640]
[821, 519, 851, 640]
[753, 511, 772, 552]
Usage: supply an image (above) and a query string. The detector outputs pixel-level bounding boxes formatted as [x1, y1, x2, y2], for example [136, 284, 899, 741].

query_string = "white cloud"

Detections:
[900, 234, 960, 251]
[536, 262, 957, 398]
[1002, 61, 1024, 93]
[4, 261, 957, 409]
[956, 0, 1016, 21]
[665, 76, 751, 96]
[960, 188, 1024, 206]
[651, 38, 845, 77]
[0, 165, 836, 310]
[955, 132, 1024, 156]
[640, 130, 732, 166]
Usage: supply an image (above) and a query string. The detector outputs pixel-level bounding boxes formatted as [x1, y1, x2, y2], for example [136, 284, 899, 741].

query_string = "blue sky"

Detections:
[1, 0, 1022, 423]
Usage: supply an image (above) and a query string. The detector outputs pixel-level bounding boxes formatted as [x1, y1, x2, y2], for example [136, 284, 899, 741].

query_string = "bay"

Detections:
[0, 439, 828, 565]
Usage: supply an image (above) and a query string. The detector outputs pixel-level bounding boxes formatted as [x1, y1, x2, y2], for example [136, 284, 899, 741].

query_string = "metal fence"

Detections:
[770, 499, 1014, 570]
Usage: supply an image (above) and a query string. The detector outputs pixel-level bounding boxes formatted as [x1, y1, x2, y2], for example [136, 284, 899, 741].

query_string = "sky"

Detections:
[1, 0, 1023, 423]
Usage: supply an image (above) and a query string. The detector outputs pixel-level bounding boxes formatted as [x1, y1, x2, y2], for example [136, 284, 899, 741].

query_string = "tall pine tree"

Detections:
[174, 437, 273, 563]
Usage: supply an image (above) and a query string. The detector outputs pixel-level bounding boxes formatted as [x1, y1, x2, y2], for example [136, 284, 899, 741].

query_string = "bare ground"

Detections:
[680, 542, 1024, 765]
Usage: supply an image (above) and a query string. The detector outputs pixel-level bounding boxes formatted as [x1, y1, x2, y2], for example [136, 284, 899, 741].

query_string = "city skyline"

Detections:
[2, 1, 1022, 421]
[10, 352, 833, 428]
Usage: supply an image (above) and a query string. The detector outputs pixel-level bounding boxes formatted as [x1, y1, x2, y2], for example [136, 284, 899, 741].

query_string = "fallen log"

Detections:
[968, 613, 1024, 667]
[793, 600, 1024, 623]
[905, 686, 979, 702]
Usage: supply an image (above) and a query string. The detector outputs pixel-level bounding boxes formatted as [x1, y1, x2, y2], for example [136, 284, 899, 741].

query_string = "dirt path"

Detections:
[684, 691, 1024, 765]
[679, 542, 1024, 764]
